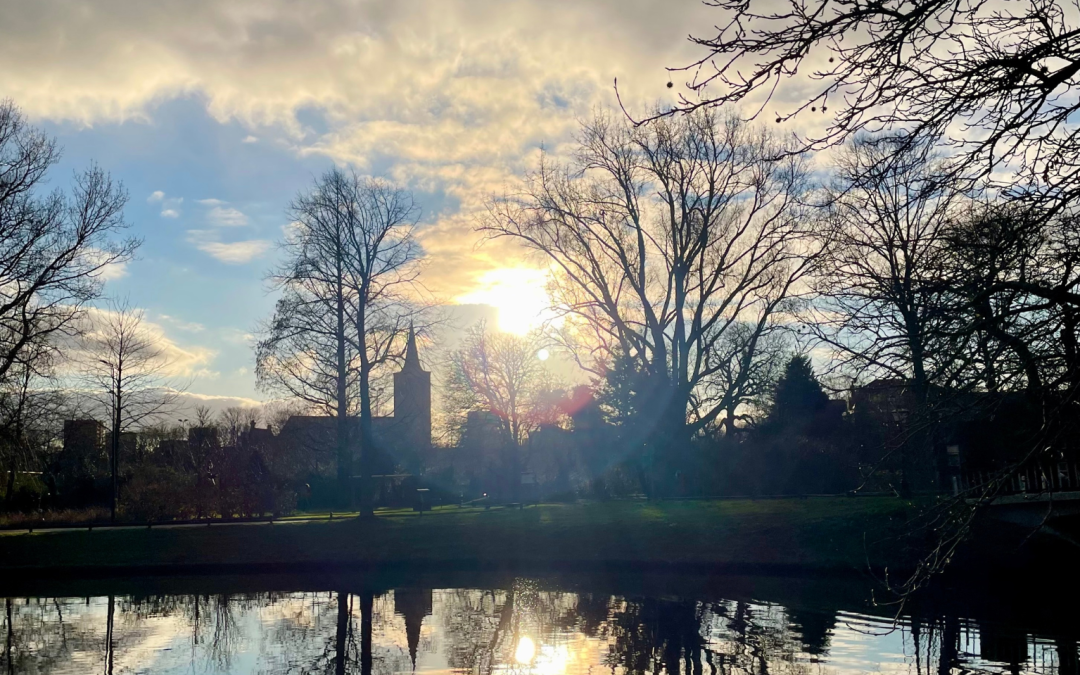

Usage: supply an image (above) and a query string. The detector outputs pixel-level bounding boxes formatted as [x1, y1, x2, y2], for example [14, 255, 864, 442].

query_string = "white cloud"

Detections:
[221, 328, 256, 345]
[0, 0, 716, 300]
[197, 198, 226, 206]
[242, 135, 258, 143]
[97, 261, 129, 281]
[158, 314, 205, 332]
[148, 191, 183, 217]
[71, 306, 218, 380]
[206, 205, 249, 227]
[81, 247, 129, 282]
[196, 240, 270, 263]
[186, 229, 271, 264]
[171, 391, 267, 420]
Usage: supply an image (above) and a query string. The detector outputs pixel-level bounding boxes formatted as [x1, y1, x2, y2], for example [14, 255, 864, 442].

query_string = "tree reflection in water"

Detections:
[0, 578, 1076, 674]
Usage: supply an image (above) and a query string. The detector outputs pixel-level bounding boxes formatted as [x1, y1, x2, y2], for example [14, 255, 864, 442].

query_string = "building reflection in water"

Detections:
[1, 578, 1077, 675]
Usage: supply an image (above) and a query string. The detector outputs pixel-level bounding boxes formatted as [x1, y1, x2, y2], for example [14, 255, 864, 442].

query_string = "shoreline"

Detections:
[0, 498, 1063, 584]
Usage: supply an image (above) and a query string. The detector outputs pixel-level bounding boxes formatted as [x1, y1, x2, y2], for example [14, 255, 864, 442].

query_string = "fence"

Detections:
[960, 461, 1080, 497]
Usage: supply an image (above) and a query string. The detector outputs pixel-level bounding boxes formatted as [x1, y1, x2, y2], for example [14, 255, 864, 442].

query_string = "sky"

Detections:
[0, 0, 721, 412]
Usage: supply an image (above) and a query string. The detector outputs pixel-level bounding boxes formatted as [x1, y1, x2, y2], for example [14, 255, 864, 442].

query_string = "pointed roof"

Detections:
[395, 588, 431, 670]
[402, 324, 422, 372]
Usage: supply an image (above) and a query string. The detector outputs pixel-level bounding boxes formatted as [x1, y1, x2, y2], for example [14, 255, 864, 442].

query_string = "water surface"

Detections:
[2, 572, 1076, 674]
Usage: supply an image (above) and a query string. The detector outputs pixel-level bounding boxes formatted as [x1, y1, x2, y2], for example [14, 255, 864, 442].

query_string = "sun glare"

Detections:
[515, 636, 536, 664]
[457, 268, 556, 335]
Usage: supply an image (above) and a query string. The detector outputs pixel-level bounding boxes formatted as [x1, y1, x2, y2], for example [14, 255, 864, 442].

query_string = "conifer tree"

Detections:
[768, 356, 828, 431]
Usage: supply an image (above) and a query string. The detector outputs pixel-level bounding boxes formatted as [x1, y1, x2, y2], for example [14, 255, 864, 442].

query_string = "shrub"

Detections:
[123, 465, 198, 522]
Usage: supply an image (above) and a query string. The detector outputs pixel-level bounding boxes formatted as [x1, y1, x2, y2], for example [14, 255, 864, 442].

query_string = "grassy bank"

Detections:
[0, 497, 929, 576]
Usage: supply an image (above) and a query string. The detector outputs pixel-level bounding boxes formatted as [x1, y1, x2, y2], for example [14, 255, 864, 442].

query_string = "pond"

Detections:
[1, 571, 1076, 674]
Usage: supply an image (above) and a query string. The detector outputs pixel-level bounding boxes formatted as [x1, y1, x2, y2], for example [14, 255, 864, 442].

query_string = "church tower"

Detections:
[393, 326, 431, 450]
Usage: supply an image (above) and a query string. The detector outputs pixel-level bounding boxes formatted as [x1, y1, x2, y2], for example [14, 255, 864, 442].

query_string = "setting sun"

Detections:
[457, 268, 556, 335]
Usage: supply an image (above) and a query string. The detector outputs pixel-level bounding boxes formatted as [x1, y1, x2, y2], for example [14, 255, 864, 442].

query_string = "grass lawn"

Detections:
[0, 497, 924, 575]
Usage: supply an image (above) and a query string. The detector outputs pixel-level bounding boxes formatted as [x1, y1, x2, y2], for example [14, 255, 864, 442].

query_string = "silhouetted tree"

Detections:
[0, 100, 137, 386]
[333, 172, 424, 517]
[664, 0, 1080, 219]
[945, 203, 1080, 397]
[445, 323, 556, 499]
[80, 301, 180, 521]
[0, 101, 136, 500]
[218, 406, 259, 448]
[810, 137, 964, 398]
[809, 136, 973, 492]
[484, 110, 819, 476]
[446, 323, 554, 449]
[257, 168, 424, 514]
[767, 356, 828, 432]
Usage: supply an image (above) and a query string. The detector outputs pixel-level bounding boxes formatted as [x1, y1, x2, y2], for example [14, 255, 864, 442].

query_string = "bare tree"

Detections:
[335, 172, 425, 516]
[812, 137, 962, 391]
[809, 136, 971, 493]
[661, 0, 1080, 218]
[257, 168, 424, 514]
[0, 353, 66, 509]
[484, 110, 818, 464]
[218, 406, 260, 447]
[445, 323, 557, 500]
[193, 404, 214, 428]
[257, 216, 357, 511]
[81, 302, 180, 521]
[446, 323, 553, 449]
[0, 99, 137, 389]
[657, 3, 1080, 586]
[946, 203, 1080, 396]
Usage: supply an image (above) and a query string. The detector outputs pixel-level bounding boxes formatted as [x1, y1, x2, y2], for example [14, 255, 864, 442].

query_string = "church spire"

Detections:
[403, 323, 421, 371]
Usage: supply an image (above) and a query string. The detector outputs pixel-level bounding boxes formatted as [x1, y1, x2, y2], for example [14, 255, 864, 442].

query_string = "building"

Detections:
[376, 325, 432, 465]
[62, 420, 106, 460]
[59, 419, 107, 478]
[278, 326, 432, 475]
[394, 588, 433, 668]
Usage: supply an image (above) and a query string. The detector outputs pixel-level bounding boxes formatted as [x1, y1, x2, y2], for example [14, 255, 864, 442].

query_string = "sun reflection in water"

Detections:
[514, 636, 536, 664]
[511, 637, 576, 675]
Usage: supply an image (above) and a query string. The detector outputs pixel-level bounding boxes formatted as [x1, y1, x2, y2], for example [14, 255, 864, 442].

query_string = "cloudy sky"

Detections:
[0, 0, 721, 409]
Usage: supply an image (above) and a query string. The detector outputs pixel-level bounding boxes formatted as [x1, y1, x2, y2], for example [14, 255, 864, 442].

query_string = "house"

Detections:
[848, 378, 1080, 493]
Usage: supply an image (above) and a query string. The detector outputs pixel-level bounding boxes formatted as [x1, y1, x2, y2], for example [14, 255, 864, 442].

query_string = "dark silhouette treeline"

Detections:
[2, 98, 1080, 527]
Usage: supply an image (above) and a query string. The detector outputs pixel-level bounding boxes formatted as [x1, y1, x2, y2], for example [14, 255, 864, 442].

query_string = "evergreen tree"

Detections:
[596, 353, 646, 427]
[768, 356, 829, 431]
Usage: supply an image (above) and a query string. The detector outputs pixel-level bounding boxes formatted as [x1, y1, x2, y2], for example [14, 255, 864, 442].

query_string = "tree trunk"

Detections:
[903, 310, 934, 496]
[5, 598, 13, 675]
[361, 591, 373, 675]
[105, 595, 115, 675]
[357, 309, 374, 518]
[335, 264, 351, 511]
[111, 383, 121, 523]
[335, 591, 348, 675]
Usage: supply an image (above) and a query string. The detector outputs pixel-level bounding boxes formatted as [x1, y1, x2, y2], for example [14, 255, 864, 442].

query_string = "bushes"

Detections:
[0, 507, 109, 528]
[2, 473, 49, 512]
[123, 466, 198, 521]
[111, 448, 302, 522]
